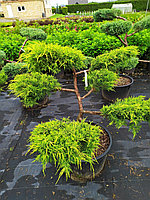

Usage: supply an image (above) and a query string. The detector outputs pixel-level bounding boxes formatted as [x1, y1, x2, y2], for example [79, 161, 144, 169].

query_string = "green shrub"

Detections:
[12, 19, 27, 34]
[0, 50, 6, 68]
[128, 29, 150, 58]
[93, 8, 122, 22]
[27, 118, 103, 183]
[0, 22, 13, 27]
[61, 7, 68, 15]
[0, 70, 8, 87]
[101, 20, 132, 36]
[101, 96, 150, 138]
[133, 15, 150, 32]
[66, 1, 149, 13]
[52, 7, 56, 14]
[20, 41, 86, 74]
[2, 63, 28, 78]
[0, 32, 25, 61]
[46, 29, 122, 57]
[91, 46, 139, 73]
[8, 72, 60, 108]
[46, 25, 149, 58]
[20, 27, 47, 40]
[87, 68, 119, 92]
[120, 12, 144, 23]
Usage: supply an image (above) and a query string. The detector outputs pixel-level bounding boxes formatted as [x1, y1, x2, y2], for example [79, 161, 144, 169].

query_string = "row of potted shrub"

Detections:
[0, 9, 150, 183]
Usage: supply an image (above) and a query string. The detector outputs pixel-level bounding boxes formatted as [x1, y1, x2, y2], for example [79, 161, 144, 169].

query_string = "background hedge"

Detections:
[66, 1, 150, 13]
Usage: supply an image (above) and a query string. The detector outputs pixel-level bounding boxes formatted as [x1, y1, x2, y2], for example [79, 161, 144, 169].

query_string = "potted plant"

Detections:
[8, 72, 60, 109]
[90, 45, 139, 101]
[27, 118, 112, 183]
[26, 70, 150, 183]
[23, 42, 150, 183]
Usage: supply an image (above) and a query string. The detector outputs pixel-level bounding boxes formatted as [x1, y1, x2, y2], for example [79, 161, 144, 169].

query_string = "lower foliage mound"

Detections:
[8, 72, 60, 108]
[27, 118, 103, 183]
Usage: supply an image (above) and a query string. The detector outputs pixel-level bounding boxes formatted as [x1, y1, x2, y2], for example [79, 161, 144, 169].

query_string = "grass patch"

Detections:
[49, 14, 65, 19]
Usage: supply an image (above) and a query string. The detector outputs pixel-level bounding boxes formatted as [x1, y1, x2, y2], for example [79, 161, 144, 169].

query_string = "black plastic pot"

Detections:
[71, 125, 112, 182]
[102, 74, 134, 102]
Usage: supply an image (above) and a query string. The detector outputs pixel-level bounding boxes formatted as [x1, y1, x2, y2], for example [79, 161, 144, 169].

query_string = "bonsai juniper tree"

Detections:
[25, 42, 150, 182]
[17, 41, 150, 130]
[19, 27, 47, 57]
[0, 27, 47, 64]
[5, 31, 149, 182]
[93, 9, 150, 47]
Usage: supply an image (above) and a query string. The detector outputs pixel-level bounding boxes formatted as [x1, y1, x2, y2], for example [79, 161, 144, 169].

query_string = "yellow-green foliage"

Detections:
[9, 72, 60, 108]
[101, 96, 150, 138]
[0, 50, 6, 67]
[27, 118, 103, 183]
[20, 41, 86, 74]
[133, 15, 150, 32]
[0, 70, 8, 90]
[91, 46, 139, 73]
[87, 68, 119, 92]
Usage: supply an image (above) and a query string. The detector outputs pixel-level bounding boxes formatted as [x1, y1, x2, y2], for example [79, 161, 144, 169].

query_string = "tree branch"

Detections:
[19, 38, 28, 57]
[116, 35, 128, 46]
[139, 59, 150, 63]
[124, 33, 128, 45]
[127, 31, 136, 37]
[73, 68, 84, 118]
[116, 16, 127, 21]
[60, 88, 76, 93]
[81, 88, 94, 100]
[2, 58, 16, 63]
[75, 69, 89, 75]
[83, 110, 103, 116]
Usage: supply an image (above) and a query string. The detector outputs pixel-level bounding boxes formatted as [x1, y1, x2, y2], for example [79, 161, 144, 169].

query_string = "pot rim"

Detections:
[114, 74, 134, 88]
[81, 124, 112, 163]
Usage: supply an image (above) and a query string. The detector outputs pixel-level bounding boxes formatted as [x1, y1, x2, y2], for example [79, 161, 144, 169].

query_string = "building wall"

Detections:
[1, 0, 52, 19]
[68, 0, 88, 5]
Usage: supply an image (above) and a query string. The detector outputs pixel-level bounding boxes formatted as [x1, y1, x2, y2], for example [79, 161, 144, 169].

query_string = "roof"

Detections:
[1, 0, 43, 3]
[112, 3, 132, 8]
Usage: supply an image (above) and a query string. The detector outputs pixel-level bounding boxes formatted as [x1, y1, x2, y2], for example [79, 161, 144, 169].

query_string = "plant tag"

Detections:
[84, 70, 88, 87]
[21, 48, 25, 52]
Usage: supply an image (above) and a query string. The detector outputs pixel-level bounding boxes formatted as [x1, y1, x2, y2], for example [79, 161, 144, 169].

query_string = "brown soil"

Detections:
[115, 76, 131, 86]
[94, 129, 110, 158]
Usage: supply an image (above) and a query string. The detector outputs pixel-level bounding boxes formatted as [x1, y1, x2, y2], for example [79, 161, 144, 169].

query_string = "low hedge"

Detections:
[0, 32, 25, 61]
[46, 28, 149, 58]
[66, 1, 150, 13]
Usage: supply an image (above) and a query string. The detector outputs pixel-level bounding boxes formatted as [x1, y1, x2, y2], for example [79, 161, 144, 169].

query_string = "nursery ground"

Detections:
[0, 64, 150, 200]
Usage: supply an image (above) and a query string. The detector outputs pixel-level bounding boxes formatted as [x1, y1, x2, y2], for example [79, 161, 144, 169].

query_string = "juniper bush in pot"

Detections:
[25, 42, 150, 183]
[8, 72, 60, 108]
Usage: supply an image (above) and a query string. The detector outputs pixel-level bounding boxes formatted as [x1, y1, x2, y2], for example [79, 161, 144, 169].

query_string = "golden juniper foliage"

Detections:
[19, 41, 86, 74]
[27, 118, 103, 183]
[101, 96, 150, 138]
[9, 72, 60, 108]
